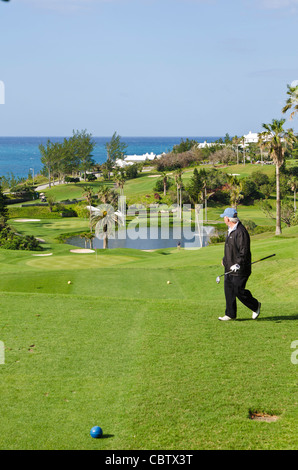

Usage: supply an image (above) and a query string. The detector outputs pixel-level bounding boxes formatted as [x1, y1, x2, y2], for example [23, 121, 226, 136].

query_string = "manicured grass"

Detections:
[219, 163, 276, 179]
[0, 220, 297, 449]
[44, 180, 114, 201]
[1, 162, 297, 450]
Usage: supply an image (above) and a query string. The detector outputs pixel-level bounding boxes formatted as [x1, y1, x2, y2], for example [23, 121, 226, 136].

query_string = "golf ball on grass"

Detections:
[167, 281, 171, 284]
[90, 426, 103, 438]
[68, 281, 72, 285]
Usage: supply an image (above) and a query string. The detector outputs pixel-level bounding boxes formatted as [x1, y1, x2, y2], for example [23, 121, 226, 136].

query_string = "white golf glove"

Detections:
[230, 264, 240, 272]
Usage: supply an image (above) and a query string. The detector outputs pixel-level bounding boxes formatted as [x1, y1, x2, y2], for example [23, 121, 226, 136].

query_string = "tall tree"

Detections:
[199, 168, 215, 222]
[259, 119, 297, 235]
[105, 132, 127, 164]
[257, 134, 269, 165]
[57, 137, 79, 182]
[97, 185, 113, 203]
[101, 159, 113, 181]
[161, 171, 168, 197]
[172, 138, 198, 154]
[114, 169, 126, 215]
[174, 169, 183, 219]
[241, 136, 246, 165]
[82, 185, 95, 232]
[114, 169, 126, 196]
[232, 135, 241, 165]
[228, 175, 244, 210]
[186, 168, 203, 205]
[72, 129, 95, 181]
[39, 139, 57, 188]
[224, 133, 232, 145]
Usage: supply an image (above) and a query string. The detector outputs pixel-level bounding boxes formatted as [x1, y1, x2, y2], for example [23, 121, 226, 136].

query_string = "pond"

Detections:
[66, 225, 215, 251]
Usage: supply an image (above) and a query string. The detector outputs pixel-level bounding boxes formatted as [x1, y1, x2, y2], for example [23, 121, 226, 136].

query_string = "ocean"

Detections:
[0, 136, 222, 179]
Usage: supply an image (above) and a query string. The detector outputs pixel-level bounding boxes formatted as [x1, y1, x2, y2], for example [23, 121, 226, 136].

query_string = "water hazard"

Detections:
[66, 225, 214, 250]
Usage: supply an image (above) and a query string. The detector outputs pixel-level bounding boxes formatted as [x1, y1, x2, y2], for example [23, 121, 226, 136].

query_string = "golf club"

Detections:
[216, 254, 276, 284]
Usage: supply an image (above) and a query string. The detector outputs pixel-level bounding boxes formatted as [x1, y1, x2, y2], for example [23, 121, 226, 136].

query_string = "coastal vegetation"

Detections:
[0, 83, 297, 449]
[0, 186, 42, 251]
[2, 84, 298, 243]
[38, 129, 96, 187]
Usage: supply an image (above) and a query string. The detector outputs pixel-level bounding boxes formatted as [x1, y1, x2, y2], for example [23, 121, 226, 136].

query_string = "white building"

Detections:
[243, 131, 259, 146]
[197, 141, 218, 149]
[198, 132, 264, 149]
[115, 152, 163, 168]
[243, 130, 277, 147]
[125, 152, 161, 163]
[115, 159, 132, 168]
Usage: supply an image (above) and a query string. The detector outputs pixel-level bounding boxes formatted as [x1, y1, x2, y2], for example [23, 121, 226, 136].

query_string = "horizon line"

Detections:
[0, 134, 233, 139]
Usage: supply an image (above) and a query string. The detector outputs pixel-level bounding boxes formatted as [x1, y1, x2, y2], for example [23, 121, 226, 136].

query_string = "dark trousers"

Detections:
[224, 274, 259, 319]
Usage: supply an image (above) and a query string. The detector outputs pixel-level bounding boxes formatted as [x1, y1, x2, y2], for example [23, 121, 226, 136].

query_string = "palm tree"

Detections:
[114, 169, 126, 194]
[91, 204, 124, 249]
[257, 134, 269, 165]
[199, 168, 212, 222]
[83, 185, 95, 232]
[114, 170, 126, 216]
[258, 119, 297, 235]
[232, 136, 241, 165]
[288, 173, 298, 213]
[46, 194, 56, 212]
[80, 232, 89, 249]
[97, 185, 113, 203]
[228, 175, 244, 210]
[161, 172, 168, 197]
[241, 136, 246, 165]
[174, 169, 183, 219]
[85, 232, 95, 249]
[282, 83, 298, 120]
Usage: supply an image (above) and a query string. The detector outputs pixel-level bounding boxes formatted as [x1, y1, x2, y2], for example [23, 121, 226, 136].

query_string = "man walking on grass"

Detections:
[218, 207, 261, 321]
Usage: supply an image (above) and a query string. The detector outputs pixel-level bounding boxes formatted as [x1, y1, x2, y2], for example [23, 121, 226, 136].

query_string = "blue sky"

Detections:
[0, 0, 298, 137]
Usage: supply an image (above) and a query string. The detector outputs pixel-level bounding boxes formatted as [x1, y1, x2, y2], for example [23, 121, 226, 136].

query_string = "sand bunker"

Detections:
[32, 253, 53, 257]
[70, 249, 95, 253]
[147, 175, 160, 178]
[13, 219, 41, 222]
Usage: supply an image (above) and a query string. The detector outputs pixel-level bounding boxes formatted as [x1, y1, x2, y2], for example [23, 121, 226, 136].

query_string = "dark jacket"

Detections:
[222, 221, 252, 277]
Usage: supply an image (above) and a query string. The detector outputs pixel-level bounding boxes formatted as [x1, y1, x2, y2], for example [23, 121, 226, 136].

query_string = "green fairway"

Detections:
[43, 180, 115, 201]
[0, 218, 297, 449]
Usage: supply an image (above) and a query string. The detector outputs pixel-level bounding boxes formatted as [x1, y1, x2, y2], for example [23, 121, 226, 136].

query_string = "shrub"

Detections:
[209, 234, 226, 244]
[155, 151, 201, 171]
[251, 171, 270, 189]
[73, 203, 89, 218]
[60, 208, 78, 218]
[154, 177, 174, 193]
[125, 164, 139, 180]
[208, 190, 230, 204]
[241, 178, 265, 204]
[65, 176, 80, 183]
[0, 227, 42, 251]
[241, 219, 276, 235]
[242, 219, 257, 234]
[86, 174, 97, 181]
